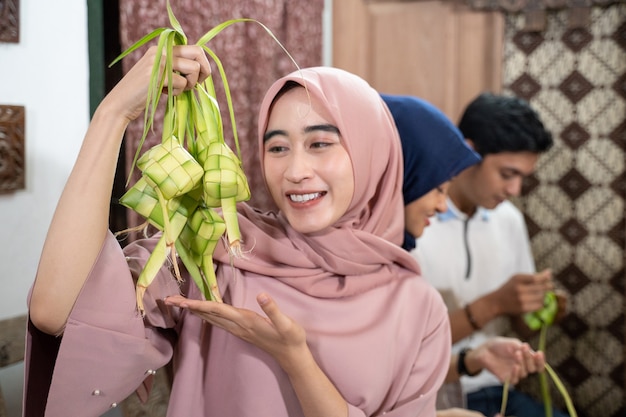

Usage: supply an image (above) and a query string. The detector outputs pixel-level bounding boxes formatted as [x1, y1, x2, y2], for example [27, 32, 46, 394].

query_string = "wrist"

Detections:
[464, 348, 483, 376]
[90, 103, 132, 140]
[95, 95, 135, 129]
[464, 303, 482, 331]
[482, 292, 503, 318]
[473, 294, 503, 325]
[457, 348, 481, 377]
[277, 344, 315, 376]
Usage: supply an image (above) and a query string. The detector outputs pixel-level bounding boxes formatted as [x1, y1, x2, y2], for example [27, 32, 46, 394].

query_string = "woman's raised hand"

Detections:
[103, 45, 211, 124]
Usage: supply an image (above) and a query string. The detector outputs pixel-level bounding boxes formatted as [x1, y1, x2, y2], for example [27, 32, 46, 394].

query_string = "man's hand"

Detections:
[490, 269, 553, 316]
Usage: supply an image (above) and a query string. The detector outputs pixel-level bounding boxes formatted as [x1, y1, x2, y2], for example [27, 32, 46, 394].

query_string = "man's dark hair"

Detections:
[458, 92, 553, 156]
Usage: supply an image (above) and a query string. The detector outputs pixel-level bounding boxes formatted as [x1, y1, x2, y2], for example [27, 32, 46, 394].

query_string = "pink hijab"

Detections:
[213, 67, 420, 298]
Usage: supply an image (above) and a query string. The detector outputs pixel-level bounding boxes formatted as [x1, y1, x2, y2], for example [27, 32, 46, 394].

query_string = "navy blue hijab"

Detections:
[381, 94, 481, 251]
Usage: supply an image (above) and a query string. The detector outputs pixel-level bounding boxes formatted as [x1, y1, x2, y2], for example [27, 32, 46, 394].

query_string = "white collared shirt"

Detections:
[413, 196, 535, 394]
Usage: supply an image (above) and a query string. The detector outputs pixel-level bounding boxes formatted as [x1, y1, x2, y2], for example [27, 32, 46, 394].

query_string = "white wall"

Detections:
[0, 1, 89, 416]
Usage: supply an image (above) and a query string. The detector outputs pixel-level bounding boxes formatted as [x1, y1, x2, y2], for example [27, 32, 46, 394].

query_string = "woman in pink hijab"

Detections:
[26, 45, 450, 417]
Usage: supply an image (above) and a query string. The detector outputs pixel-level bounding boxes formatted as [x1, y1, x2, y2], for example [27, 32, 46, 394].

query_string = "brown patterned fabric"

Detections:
[503, 5, 625, 417]
[118, 0, 324, 231]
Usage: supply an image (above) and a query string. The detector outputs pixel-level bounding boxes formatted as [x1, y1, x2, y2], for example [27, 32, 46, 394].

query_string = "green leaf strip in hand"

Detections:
[524, 291, 558, 330]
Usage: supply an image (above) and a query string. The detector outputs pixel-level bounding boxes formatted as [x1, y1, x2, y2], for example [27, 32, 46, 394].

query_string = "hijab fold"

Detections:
[213, 68, 421, 298]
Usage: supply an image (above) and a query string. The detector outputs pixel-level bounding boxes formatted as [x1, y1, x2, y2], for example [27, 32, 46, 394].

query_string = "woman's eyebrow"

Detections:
[263, 129, 286, 143]
[304, 124, 340, 135]
[263, 124, 340, 143]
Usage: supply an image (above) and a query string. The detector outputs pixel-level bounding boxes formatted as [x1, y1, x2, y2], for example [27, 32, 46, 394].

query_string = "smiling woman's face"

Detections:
[263, 86, 354, 234]
[404, 181, 450, 238]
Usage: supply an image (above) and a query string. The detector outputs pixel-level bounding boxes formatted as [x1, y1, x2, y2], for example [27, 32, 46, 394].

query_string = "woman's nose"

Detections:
[435, 195, 448, 213]
[284, 151, 313, 182]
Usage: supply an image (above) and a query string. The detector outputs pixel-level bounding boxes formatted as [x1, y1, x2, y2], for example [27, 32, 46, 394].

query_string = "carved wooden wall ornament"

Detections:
[0, 0, 19, 43]
[0, 105, 25, 193]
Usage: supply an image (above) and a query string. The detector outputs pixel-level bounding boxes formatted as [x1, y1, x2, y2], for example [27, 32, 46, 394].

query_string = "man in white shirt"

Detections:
[414, 93, 568, 417]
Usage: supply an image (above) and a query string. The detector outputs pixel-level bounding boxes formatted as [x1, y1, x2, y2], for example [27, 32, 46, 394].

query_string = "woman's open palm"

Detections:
[165, 293, 308, 367]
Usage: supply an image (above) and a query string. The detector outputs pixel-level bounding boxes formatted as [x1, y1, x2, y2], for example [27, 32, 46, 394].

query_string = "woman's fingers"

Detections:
[171, 45, 211, 91]
[166, 294, 270, 331]
[514, 344, 545, 381]
[105, 44, 211, 122]
[256, 293, 291, 332]
[527, 349, 545, 374]
[509, 363, 521, 385]
[172, 44, 211, 84]
[164, 293, 187, 305]
[256, 293, 306, 347]
[165, 292, 306, 357]
[156, 45, 211, 94]
[165, 294, 231, 319]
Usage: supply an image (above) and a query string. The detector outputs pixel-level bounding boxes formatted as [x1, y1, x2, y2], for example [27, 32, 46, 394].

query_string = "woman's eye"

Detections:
[311, 141, 332, 149]
[266, 145, 288, 153]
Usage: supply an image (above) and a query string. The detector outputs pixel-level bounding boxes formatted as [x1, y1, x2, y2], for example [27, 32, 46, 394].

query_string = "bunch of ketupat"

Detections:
[111, 2, 293, 315]
[499, 292, 577, 417]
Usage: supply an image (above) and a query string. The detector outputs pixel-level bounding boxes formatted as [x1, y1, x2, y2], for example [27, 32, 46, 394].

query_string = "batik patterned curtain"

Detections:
[497, 4, 625, 417]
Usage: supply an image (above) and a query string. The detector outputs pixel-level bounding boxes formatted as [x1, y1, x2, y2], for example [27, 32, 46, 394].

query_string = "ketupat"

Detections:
[110, 1, 298, 314]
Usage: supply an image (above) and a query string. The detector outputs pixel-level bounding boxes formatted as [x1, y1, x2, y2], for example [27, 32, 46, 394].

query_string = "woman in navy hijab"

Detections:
[381, 94, 481, 251]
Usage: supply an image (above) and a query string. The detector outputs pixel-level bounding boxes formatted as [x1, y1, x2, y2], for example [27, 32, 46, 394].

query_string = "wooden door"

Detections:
[332, 0, 504, 123]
